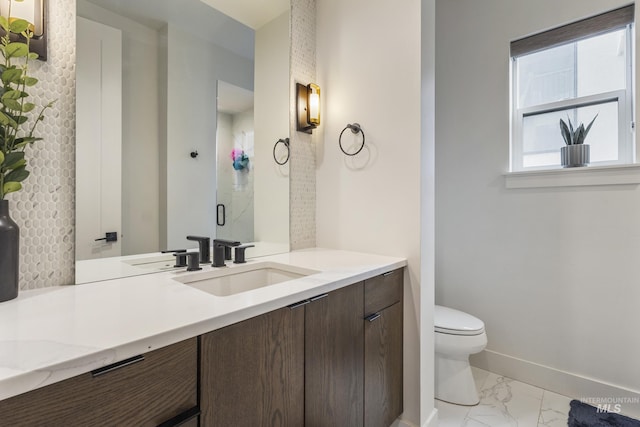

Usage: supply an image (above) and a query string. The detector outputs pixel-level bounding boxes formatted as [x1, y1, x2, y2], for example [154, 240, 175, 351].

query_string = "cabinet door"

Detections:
[200, 306, 304, 427]
[0, 338, 198, 427]
[305, 283, 364, 427]
[364, 301, 403, 427]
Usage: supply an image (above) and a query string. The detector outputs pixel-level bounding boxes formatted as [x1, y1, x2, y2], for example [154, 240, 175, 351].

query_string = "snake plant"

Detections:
[559, 114, 598, 145]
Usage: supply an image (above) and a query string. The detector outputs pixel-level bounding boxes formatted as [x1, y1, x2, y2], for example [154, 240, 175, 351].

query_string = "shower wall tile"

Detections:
[11, 0, 76, 290]
[289, 0, 317, 250]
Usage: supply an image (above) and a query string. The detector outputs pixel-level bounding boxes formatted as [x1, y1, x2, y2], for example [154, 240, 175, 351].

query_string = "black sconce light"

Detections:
[296, 82, 320, 134]
[0, 0, 47, 61]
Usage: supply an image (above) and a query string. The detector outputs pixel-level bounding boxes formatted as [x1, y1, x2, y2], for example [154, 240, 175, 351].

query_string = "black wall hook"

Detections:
[190, 151, 199, 158]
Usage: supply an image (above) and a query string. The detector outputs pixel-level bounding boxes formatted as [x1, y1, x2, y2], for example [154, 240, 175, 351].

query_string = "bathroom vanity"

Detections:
[0, 249, 405, 426]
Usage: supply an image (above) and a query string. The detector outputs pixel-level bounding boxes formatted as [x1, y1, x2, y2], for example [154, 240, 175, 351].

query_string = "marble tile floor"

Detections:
[436, 367, 572, 427]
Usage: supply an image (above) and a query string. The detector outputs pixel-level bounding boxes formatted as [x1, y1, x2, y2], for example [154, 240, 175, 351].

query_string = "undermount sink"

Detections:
[174, 262, 319, 297]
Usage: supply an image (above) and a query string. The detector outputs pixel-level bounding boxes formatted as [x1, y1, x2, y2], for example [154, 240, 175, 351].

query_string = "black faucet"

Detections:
[186, 236, 210, 263]
[213, 239, 241, 260]
[175, 252, 201, 271]
[162, 249, 187, 267]
[234, 244, 255, 264]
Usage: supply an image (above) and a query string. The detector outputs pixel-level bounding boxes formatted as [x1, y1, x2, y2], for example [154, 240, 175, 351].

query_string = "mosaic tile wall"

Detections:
[289, 0, 317, 250]
[12, 0, 76, 290]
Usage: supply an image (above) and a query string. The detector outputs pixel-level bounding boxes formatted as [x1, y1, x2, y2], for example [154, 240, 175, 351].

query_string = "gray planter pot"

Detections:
[561, 144, 590, 168]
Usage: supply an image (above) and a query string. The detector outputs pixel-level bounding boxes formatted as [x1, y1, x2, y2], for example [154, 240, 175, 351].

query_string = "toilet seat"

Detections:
[435, 305, 485, 336]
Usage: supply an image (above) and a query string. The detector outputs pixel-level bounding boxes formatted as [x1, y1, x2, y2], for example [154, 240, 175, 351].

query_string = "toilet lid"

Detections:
[434, 305, 485, 336]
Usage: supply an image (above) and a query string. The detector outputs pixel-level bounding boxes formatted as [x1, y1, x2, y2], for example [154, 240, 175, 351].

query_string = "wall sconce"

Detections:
[296, 82, 320, 134]
[0, 0, 47, 61]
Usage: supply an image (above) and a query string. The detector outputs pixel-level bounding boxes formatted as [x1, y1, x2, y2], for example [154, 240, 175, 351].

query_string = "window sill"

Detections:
[504, 164, 640, 189]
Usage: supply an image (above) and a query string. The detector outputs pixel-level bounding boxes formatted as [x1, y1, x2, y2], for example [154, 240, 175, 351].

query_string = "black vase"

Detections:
[0, 199, 19, 302]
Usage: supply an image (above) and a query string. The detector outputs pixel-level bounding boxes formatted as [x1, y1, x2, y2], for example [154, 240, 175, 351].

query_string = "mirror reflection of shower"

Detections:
[216, 81, 255, 242]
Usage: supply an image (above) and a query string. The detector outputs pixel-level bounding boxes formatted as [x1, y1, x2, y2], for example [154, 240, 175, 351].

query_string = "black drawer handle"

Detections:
[157, 406, 201, 427]
[91, 354, 145, 378]
[382, 271, 395, 277]
[288, 299, 311, 310]
[309, 293, 328, 302]
[365, 313, 382, 322]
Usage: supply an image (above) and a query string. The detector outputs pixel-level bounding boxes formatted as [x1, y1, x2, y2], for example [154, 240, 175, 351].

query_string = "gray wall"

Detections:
[435, 0, 640, 409]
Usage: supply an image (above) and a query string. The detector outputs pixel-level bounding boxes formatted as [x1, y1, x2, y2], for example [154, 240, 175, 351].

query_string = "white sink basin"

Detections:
[174, 262, 318, 297]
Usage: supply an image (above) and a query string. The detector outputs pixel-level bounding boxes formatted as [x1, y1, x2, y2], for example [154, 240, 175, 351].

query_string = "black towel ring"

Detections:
[273, 137, 290, 165]
[339, 123, 365, 156]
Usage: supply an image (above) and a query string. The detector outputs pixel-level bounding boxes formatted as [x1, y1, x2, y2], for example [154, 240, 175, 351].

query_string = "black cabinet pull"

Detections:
[157, 406, 200, 427]
[288, 299, 311, 310]
[91, 354, 145, 378]
[382, 271, 395, 277]
[365, 313, 382, 322]
[309, 293, 328, 302]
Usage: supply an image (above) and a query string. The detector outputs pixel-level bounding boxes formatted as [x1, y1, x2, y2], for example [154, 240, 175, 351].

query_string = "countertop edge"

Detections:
[0, 250, 406, 401]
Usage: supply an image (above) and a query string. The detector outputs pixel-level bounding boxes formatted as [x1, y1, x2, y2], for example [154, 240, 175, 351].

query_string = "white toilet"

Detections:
[434, 305, 487, 405]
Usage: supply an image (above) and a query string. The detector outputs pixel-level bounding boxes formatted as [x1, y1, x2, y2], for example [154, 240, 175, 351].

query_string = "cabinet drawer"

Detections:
[0, 338, 198, 427]
[364, 268, 403, 316]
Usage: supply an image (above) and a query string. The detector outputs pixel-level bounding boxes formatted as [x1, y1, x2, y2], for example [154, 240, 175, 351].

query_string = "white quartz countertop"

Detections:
[0, 248, 406, 401]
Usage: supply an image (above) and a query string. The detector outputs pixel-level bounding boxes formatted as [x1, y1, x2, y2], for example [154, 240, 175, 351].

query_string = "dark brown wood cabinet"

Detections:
[199, 269, 403, 427]
[0, 338, 198, 427]
[364, 269, 404, 427]
[200, 305, 305, 427]
[305, 283, 364, 427]
[0, 268, 403, 427]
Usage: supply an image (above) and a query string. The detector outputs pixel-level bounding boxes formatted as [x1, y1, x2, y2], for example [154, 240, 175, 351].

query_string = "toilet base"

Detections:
[435, 354, 480, 406]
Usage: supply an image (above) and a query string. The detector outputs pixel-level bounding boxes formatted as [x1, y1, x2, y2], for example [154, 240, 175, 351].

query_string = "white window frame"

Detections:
[510, 6, 635, 172]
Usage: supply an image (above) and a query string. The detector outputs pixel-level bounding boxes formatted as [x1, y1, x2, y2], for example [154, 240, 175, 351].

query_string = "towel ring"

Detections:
[339, 123, 365, 156]
[273, 137, 290, 165]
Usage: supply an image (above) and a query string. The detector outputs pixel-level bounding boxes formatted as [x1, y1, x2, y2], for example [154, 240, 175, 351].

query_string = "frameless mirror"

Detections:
[74, 0, 290, 284]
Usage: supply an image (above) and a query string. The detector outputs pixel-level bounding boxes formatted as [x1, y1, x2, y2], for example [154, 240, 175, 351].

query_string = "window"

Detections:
[511, 5, 635, 171]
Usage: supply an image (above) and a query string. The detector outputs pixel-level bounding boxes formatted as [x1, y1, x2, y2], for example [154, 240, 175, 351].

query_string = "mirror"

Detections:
[75, 0, 290, 284]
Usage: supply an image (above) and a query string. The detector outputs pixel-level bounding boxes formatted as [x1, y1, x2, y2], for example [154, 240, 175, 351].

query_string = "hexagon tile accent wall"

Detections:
[289, 0, 317, 250]
[10, 0, 76, 290]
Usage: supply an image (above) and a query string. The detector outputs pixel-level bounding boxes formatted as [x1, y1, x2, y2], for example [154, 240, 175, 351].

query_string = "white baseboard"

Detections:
[471, 349, 640, 419]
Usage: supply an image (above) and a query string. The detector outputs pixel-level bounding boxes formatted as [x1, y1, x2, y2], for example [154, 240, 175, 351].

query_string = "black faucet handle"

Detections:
[172, 252, 189, 268]
[233, 244, 255, 264]
[213, 239, 241, 260]
[178, 252, 202, 271]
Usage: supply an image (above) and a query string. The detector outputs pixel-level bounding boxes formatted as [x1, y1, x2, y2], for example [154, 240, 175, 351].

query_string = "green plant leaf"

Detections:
[5, 42, 29, 58]
[22, 102, 35, 113]
[0, 151, 4, 165]
[0, 17, 8, 32]
[2, 98, 21, 111]
[1, 68, 22, 84]
[23, 76, 37, 86]
[583, 113, 598, 142]
[13, 136, 40, 148]
[5, 165, 29, 182]
[0, 110, 10, 126]
[27, 52, 38, 60]
[3, 181, 21, 195]
[575, 124, 585, 144]
[3, 151, 24, 168]
[9, 19, 30, 35]
[559, 119, 571, 145]
[2, 89, 23, 100]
